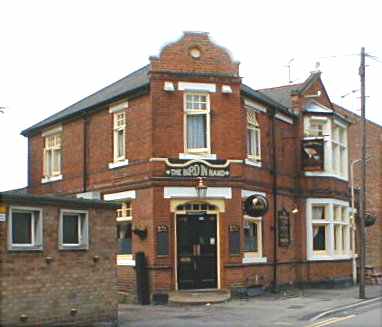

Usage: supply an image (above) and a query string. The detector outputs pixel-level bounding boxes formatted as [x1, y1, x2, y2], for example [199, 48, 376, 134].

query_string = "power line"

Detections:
[366, 54, 382, 64]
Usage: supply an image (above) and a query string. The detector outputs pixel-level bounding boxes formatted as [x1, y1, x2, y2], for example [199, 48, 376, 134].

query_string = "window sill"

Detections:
[242, 256, 267, 264]
[41, 174, 63, 184]
[8, 245, 43, 252]
[108, 159, 129, 169]
[308, 254, 353, 261]
[59, 244, 89, 251]
[304, 172, 348, 182]
[179, 153, 217, 160]
[245, 159, 262, 167]
[117, 255, 135, 266]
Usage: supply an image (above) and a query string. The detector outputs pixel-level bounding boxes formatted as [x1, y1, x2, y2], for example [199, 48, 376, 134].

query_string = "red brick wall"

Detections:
[335, 105, 382, 271]
[24, 33, 354, 296]
[0, 201, 118, 326]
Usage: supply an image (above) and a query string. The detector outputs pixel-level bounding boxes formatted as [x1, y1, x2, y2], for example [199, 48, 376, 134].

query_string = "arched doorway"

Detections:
[174, 201, 220, 290]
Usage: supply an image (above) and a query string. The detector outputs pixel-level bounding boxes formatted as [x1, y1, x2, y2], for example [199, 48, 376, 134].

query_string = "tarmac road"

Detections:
[119, 286, 382, 327]
[305, 301, 382, 327]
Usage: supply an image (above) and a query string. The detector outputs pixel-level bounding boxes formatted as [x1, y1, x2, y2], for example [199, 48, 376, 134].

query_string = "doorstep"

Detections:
[168, 289, 231, 305]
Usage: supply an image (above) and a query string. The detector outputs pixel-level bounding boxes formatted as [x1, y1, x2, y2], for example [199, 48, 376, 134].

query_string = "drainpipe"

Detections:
[83, 112, 89, 193]
[270, 108, 278, 292]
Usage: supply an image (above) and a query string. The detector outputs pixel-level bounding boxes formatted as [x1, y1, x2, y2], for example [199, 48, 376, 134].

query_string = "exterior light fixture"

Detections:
[222, 85, 232, 94]
[291, 207, 299, 214]
[164, 81, 175, 92]
[195, 177, 207, 198]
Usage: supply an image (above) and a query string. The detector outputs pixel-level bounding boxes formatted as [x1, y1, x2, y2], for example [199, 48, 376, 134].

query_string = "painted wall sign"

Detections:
[0, 204, 7, 222]
[302, 139, 324, 171]
[229, 224, 240, 255]
[243, 195, 269, 217]
[278, 209, 291, 247]
[165, 160, 230, 178]
[156, 224, 169, 256]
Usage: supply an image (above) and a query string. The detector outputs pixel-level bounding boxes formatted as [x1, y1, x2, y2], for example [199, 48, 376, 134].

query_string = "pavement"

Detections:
[118, 285, 382, 327]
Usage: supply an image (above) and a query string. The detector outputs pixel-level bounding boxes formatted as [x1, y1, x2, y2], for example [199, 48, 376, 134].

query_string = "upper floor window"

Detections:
[184, 93, 210, 153]
[113, 111, 126, 162]
[246, 110, 261, 161]
[304, 116, 348, 179]
[43, 133, 62, 178]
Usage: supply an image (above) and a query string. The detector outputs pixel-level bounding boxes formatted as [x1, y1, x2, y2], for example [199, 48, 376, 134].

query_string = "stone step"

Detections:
[168, 289, 231, 305]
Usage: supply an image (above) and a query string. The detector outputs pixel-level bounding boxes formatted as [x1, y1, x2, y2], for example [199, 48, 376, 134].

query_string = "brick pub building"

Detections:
[21, 32, 356, 298]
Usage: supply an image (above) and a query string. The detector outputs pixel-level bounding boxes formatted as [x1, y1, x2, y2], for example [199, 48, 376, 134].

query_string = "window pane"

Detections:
[45, 150, 52, 176]
[187, 115, 206, 149]
[52, 149, 61, 173]
[247, 128, 254, 155]
[244, 222, 258, 252]
[313, 225, 326, 251]
[117, 129, 125, 158]
[117, 222, 132, 254]
[334, 225, 342, 251]
[12, 211, 32, 244]
[63, 214, 79, 244]
[312, 206, 325, 220]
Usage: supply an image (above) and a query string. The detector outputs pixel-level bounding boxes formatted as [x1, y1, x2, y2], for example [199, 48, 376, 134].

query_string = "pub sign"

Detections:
[278, 208, 291, 247]
[165, 160, 230, 178]
[302, 139, 324, 171]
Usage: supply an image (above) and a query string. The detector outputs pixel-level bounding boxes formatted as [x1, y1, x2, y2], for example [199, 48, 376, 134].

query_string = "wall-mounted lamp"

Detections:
[291, 207, 299, 214]
[222, 85, 232, 94]
[164, 81, 175, 92]
[195, 177, 207, 198]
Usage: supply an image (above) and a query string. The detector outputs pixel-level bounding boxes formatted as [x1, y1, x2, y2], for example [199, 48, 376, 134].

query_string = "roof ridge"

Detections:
[333, 103, 382, 128]
[258, 83, 302, 91]
[21, 64, 150, 136]
[56, 64, 150, 114]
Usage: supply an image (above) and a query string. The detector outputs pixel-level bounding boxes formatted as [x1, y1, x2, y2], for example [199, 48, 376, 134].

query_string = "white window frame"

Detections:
[184, 92, 211, 154]
[42, 131, 63, 182]
[246, 110, 261, 162]
[116, 202, 134, 266]
[242, 215, 267, 264]
[8, 206, 43, 251]
[113, 111, 126, 163]
[306, 198, 351, 261]
[304, 116, 348, 181]
[59, 209, 89, 250]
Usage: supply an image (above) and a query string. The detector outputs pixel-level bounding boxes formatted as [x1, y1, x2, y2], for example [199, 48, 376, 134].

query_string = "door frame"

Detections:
[173, 201, 221, 290]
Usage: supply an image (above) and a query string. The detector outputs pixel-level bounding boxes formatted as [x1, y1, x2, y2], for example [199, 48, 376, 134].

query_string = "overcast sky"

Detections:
[0, 0, 381, 191]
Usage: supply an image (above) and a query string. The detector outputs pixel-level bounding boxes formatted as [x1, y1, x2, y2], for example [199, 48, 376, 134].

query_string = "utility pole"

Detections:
[358, 47, 367, 299]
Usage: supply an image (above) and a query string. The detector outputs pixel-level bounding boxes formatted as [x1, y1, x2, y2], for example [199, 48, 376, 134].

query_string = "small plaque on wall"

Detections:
[156, 225, 169, 256]
[229, 224, 240, 256]
[278, 209, 290, 247]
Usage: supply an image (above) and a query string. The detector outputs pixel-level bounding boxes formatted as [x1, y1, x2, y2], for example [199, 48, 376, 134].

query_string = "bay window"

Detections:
[184, 93, 210, 153]
[307, 199, 351, 260]
[304, 115, 348, 179]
